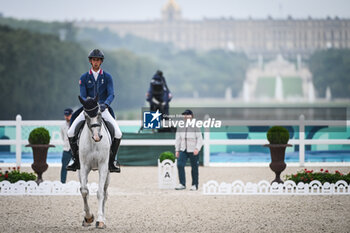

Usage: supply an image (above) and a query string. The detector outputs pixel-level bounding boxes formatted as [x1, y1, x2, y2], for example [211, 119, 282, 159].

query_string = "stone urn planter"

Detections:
[264, 126, 291, 184]
[26, 127, 54, 184]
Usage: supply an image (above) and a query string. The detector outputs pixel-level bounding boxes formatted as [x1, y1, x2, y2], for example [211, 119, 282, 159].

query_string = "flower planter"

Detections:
[26, 144, 55, 184]
[158, 159, 177, 189]
[264, 144, 292, 184]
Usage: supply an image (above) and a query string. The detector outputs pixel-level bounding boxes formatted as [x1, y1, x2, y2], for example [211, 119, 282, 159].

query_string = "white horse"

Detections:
[78, 95, 111, 229]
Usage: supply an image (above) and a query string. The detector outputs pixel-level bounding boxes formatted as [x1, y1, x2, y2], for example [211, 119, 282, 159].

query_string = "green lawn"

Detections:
[282, 76, 303, 98]
[255, 76, 276, 98]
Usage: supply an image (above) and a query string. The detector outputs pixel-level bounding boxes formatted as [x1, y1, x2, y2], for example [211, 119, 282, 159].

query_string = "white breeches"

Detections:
[67, 110, 122, 139]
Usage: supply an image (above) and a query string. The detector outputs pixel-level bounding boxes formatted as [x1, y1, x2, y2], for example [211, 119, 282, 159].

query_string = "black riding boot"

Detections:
[109, 138, 121, 173]
[66, 137, 80, 171]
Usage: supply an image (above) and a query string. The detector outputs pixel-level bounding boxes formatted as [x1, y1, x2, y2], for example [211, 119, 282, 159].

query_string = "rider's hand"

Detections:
[175, 151, 179, 158]
[100, 103, 108, 112]
[193, 149, 199, 156]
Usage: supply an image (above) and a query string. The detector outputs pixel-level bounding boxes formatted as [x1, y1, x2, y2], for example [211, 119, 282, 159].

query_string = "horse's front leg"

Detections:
[96, 163, 109, 229]
[102, 172, 110, 215]
[79, 166, 94, 226]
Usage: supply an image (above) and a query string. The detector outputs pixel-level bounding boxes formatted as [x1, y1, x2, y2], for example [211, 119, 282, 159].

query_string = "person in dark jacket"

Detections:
[67, 49, 122, 173]
[146, 70, 172, 115]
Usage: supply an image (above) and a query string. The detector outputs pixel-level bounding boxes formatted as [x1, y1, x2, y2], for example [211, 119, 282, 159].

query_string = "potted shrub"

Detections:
[158, 151, 177, 189]
[264, 126, 291, 184]
[26, 127, 55, 184]
[159, 151, 176, 163]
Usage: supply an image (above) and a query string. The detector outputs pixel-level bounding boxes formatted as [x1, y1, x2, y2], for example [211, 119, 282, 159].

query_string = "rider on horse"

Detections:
[146, 70, 172, 116]
[67, 49, 122, 173]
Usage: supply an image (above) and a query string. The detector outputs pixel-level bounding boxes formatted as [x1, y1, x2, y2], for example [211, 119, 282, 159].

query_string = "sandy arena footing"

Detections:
[0, 166, 349, 232]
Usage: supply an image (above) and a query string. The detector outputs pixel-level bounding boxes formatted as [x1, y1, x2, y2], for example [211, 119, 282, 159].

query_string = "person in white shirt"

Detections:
[60, 108, 73, 183]
[175, 109, 203, 191]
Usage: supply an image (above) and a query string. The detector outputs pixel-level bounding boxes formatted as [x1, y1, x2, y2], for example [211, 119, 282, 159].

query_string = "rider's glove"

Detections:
[100, 103, 108, 112]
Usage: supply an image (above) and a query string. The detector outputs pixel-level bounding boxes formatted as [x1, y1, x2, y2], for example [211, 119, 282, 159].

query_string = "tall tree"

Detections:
[0, 25, 158, 119]
[309, 49, 350, 98]
[0, 25, 86, 120]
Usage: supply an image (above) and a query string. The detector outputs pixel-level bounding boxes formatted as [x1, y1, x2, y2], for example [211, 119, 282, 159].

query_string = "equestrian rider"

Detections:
[146, 70, 172, 116]
[67, 49, 122, 172]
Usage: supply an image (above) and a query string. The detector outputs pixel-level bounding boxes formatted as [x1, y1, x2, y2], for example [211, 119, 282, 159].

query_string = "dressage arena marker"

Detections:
[202, 180, 350, 195]
[0, 180, 98, 196]
[158, 159, 177, 189]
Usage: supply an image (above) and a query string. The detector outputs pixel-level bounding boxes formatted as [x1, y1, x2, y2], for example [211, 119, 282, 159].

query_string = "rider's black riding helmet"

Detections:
[88, 49, 104, 61]
[156, 70, 163, 76]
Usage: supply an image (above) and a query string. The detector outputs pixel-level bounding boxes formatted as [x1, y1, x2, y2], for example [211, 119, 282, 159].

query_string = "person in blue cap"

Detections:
[175, 109, 203, 191]
[66, 49, 122, 173]
[60, 108, 73, 183]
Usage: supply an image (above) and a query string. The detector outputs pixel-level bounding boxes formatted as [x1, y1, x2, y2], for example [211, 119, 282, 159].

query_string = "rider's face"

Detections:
[90, 58, 102, 71]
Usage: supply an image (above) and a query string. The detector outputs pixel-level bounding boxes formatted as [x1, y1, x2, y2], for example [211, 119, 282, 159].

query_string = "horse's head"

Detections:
[79, 95, 103, 142]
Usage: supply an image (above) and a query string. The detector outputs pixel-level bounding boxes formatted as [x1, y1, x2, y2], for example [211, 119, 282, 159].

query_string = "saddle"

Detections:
[103, 119, 115, 140]
[75, 120, 115, 144]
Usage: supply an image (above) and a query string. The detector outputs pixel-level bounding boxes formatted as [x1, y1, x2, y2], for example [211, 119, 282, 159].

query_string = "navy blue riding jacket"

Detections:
[79, 69, 114, 106]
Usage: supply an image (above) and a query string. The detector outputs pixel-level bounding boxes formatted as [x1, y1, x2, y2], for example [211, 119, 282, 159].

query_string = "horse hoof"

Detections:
[82, 220, 91, 227]
[96, 221, 106, 229]
[82, 214, 94, 227]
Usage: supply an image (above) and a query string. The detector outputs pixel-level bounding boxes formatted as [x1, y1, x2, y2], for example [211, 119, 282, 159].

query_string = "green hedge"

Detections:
[0, 167, 36, 183]
[285, 169, 350, 184]
[118, 132, 203, 166]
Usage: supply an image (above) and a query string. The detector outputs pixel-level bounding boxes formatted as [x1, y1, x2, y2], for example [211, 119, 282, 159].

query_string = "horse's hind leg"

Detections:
[79, 167, 94, 227]
[96, 166, 109, 229]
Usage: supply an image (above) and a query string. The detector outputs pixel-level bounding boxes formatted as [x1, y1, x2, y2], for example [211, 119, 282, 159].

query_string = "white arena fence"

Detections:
[0, 114, 349, 167]
[202, 180, 350, 195]
[0, 180, 98, 196]
[1, 179, 349, 196]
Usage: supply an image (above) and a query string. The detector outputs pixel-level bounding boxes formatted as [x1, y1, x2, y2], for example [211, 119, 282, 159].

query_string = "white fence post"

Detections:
[203, 114, 210, 167]
[0, 117, 348, 167]
[15, 114, 22, 167]
[203, 128, 210, 166]
[299, 114, 305, 167]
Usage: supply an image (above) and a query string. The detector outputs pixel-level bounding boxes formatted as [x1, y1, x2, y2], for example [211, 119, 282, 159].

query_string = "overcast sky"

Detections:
[0, 0, 349, 22]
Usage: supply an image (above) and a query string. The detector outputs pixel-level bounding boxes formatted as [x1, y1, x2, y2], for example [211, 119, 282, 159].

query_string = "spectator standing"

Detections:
[61, 108, 73, 183]
[175, 109, 203, 191]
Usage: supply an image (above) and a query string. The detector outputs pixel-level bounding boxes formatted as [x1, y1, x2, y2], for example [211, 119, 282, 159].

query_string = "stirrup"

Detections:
[109, 161, 120, 173]
[66, 159, 80, 171]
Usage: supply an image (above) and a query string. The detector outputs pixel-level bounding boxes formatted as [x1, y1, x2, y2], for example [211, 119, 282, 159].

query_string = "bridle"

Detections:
[84, 105, 103, 141]
[85, 114, 102, 129]
[84, 105, 99, 118]
[90, 123, 102, 128]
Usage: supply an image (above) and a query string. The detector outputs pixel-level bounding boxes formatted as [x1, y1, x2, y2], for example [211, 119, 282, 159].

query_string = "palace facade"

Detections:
[76, 0, 350, 58]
